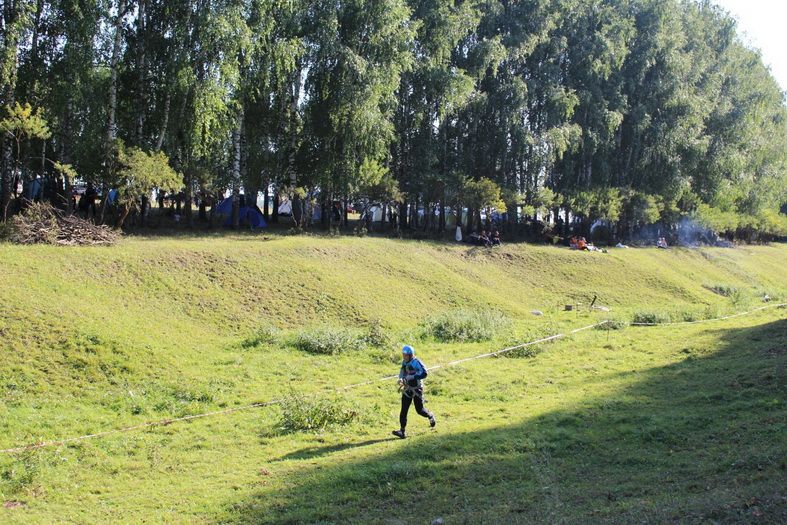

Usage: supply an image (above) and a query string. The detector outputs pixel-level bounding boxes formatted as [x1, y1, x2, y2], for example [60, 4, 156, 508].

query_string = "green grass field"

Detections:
[0, 234, 785, 523]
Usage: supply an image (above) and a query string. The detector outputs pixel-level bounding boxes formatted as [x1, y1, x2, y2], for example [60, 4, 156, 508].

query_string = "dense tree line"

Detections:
[1, 0, 785, 240]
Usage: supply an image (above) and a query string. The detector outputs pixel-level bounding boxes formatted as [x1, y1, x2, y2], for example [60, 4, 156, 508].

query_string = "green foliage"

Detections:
[0, 102, 51, 142]
[694, 203, 741, 234]
[502, 344, 543, 359]
[293, 326, 365, 355]
[623, 191, 661, 226]
[362, 319, 391, 348]
[241, 325, 281, 349]
[631, 311, 671, 325]
[0, 450, 43, 496]
[571, 188, 622, 222]
[704, 283, 738, 297]
[277, 394, 359, 433]
[595, 319, 627, 331]
[424, 309, 511, 342]
[1, 0, 784, 240]
[114, 145, 181, 211]
[293, 321, 391, 355]
[52, 162, 78, 181]
[462, 178, 507, 213]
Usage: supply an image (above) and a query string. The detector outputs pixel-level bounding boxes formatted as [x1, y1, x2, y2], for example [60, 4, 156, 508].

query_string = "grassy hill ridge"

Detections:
[0, 236, 785, 523]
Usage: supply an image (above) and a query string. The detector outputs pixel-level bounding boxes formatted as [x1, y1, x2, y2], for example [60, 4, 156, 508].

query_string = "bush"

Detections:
[0, 450, 41, 495]
[754, 288, 781, 302]
[631, 311, 670, 325]
[362, 319, 391, 348]
[704, 283, 738, 297]
[702, 305, 726, 320]
[294, 326, 363, 355]
[241, 325, 280, 349]
[502, 344, 543, 359]
[423, 309, 511, 342]
[595, 319, 627, 330]
[677, 310, 700, 322]
[278, 394, 359, 433]
[499, 324, 560, 358]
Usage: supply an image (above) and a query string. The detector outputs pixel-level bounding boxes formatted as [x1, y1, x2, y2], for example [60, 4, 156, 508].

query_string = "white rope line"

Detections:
[2, 302, 783, 455]
[0, 321, 605, 454]
[0, 400, 282, 454]
[629, 302, 786, 326]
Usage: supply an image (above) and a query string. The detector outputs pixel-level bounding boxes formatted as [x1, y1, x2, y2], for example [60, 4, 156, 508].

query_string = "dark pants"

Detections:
[400, 390, 432, 430]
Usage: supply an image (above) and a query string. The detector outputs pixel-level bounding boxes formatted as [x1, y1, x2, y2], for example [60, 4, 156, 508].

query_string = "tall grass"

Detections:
[277, 394, 359, 433]
[293, 326, 362, 355]
[423, 309, 511, 342]
[292, 321, 392, 355]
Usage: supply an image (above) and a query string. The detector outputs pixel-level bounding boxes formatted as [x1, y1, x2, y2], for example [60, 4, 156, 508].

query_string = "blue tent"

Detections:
[215, 196, 233, 215]
[215, 197, 267, 229]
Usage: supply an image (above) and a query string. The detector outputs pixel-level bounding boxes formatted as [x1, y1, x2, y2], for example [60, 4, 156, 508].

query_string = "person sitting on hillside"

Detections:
[577, 236, 588, 250]
[479, 230, 492, 247]
[392, 345, 436, 439]
[491, 230, 501, 246]
[657, 237, 669, 249]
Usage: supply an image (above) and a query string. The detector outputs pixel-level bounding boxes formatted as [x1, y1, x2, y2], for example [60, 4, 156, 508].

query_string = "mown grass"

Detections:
[0, 235, 785, 523]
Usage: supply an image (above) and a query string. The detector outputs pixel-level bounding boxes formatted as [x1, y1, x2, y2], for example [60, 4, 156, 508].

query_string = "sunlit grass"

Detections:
[0, 235, 784, 522]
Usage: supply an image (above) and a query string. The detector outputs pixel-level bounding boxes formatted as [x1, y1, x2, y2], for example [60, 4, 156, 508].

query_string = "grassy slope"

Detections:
[0, 235, 785, 523]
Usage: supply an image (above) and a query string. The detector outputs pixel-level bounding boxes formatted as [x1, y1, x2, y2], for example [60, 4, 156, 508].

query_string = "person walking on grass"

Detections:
[392, 345, 436, 439]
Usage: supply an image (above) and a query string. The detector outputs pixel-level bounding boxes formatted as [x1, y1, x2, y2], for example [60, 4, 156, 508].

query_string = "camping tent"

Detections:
[276, 197, 322, 222]
[278, 198, 292, 216]
[215, 196, 267, 229]
[360, 205, 384, 222]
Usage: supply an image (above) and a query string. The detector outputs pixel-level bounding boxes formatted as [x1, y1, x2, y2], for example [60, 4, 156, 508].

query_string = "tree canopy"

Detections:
[1, 0, 785, 240]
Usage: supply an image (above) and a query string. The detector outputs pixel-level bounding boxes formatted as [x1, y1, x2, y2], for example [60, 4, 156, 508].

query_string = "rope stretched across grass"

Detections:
[1, 303, 784, 454]
[628, 303, 786, 326]
[0, 322, 605, 454]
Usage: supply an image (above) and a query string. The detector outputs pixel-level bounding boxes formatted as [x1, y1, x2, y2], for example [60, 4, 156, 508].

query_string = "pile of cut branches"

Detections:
[7, 202, 119, 246]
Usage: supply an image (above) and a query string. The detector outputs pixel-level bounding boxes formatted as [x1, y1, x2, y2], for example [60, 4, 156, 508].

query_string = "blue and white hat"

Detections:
[402, 345, 415, 355]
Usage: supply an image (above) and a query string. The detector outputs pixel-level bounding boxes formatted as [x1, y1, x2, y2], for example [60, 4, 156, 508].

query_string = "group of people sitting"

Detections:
[468, 230, 501, 247]
[569, 235, 600, 251]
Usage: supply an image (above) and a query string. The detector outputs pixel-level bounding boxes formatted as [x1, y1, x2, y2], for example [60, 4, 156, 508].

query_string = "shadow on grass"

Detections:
[220, 319, 786, 524]
[274, 438, 392, 462]
[121, 220, 524, 247]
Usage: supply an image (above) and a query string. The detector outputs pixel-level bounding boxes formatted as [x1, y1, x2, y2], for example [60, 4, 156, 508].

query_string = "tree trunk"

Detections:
[100, 0, 127, 225]
[263, 181, 270, 220]
[198, 197, 207, 222]
[1, 1, 22, 220]
[116, 205, 132, 228]
[184, 172, 193, 228]
[288, 61, 302, 228]
[140, 195, 148, 227]
[155, 91, 171, 152]
[412, 195, 419, 229]
[231, 107, 243, 228]
[321, 193, 328, 230]
[135, 0, 147, 145]
[272, 190, 279, 224]
[439, 195, 446, 233]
